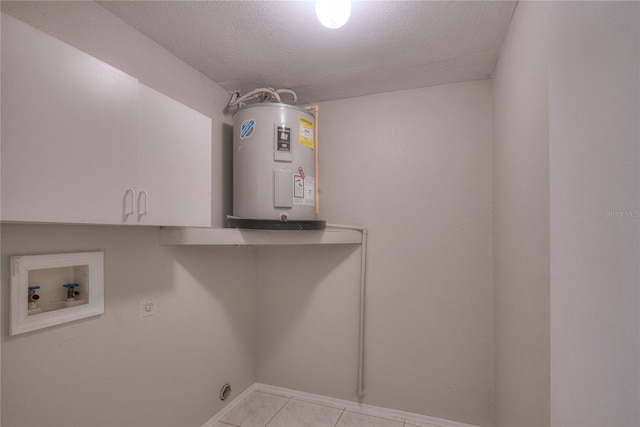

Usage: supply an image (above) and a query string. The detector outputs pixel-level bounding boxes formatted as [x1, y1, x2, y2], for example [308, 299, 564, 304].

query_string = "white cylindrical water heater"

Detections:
[229, 102, 324, 230]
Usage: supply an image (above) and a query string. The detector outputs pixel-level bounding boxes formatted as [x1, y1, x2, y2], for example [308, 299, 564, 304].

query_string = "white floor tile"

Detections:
[336, 410, 404, 427]
[221, 391, 290, 427]
[209, 386, 475, 427]
[267, 398, 343, 427]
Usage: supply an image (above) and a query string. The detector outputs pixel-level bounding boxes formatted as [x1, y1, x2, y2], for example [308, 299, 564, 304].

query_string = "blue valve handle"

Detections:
[28, 286, 41, 291]
[64, 283, 80, 299]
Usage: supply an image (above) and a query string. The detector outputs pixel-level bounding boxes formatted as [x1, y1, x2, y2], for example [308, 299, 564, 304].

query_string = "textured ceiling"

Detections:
[98, 0, 516, 104]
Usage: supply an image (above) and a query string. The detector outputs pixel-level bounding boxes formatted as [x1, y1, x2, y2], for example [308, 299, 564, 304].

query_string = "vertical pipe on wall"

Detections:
[303, 105, 320, 214]
[326, 223, 368, 399]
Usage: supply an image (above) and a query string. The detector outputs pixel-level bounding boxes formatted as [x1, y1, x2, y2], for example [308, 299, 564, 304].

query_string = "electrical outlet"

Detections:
[140, 293, 157, 318]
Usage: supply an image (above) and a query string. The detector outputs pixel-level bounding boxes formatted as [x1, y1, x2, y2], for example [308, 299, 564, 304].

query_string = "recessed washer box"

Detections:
[10, 251, 104, 335]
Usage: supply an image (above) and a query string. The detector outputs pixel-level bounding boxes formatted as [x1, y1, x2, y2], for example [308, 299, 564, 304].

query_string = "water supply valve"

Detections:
[63, 283, 80, 301]
[28, 285, 41, 309]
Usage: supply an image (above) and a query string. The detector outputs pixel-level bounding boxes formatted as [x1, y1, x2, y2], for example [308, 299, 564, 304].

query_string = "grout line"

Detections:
[334, 408, 346, 427]
[264, 396, 292, 427]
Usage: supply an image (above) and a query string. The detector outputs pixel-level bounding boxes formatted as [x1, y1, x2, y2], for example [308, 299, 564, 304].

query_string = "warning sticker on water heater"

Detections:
[293, 176, 315, 206]
[294, 175, 304, 199]
[299, 117, 314, 149]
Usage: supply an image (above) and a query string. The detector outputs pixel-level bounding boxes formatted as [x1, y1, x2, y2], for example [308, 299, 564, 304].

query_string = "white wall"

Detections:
[256, 81, 494, 426]
[492, 2, 550, 425]
[1, 2, 254, 425]
[549, 1, 640, 425]
[1, 225, 257, 426]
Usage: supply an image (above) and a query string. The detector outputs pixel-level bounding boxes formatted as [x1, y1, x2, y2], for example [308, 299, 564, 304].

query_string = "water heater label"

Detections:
[277, 126, 291, 152]
[299, 117, 314, 149]
[293, 176, 315, 206]
[304, 177, 315, 205]
[240, 119, 255, 139]
[294, 175, 305, 200]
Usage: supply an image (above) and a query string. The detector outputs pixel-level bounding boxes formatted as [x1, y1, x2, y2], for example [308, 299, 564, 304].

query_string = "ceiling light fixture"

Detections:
[315, 0, 351, 29]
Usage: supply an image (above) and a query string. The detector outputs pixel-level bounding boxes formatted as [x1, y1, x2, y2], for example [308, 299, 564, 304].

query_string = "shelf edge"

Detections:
[159, 227, 363, 246]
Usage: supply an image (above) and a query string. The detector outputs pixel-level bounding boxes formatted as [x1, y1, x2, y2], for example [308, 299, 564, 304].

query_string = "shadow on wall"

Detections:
[257, 244, 361, 338]
[164, 244, 258, 348]
[221, 123, 234, 219]
[253, 244, 362, 391]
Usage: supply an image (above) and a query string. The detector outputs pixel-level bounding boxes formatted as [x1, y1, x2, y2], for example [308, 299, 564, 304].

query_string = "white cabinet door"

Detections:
[136, 84, 212, 227]
[1, 13, 138, 224]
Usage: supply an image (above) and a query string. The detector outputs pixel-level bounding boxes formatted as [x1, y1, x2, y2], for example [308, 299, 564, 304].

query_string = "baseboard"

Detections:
[202, 382, 259, 426]
[203, 382, 479, 427]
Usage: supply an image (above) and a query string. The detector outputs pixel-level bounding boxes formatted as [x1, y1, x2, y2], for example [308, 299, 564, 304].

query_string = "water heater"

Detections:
[228, 99, 325, 230]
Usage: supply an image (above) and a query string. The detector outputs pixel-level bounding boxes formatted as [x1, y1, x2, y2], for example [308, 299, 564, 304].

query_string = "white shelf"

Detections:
[159, 227, 363, 246]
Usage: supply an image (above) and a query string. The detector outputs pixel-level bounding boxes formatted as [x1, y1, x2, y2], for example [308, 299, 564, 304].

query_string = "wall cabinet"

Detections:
[136, 84, 211, 226]
[1, 13, 212, 227]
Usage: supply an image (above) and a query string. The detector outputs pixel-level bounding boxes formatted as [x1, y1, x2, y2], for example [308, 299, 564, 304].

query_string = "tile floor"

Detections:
[213, 389, 444, 427]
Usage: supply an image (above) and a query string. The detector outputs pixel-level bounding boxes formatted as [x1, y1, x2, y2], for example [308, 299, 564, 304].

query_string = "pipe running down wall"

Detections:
[306, 104, 366, 398]
[327, 223, 368, 399]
